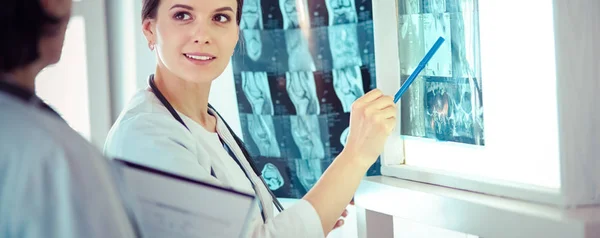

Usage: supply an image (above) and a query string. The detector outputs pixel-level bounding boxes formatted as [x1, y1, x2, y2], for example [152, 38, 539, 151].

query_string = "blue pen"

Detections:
[393, 36, 446, 103]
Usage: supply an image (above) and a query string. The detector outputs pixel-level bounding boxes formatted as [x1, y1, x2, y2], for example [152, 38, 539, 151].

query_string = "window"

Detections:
[373, 0, 598, 206]
[37, 16, 91, 140]
[399, 0, 560, 189]
[35, 0, 111, 149]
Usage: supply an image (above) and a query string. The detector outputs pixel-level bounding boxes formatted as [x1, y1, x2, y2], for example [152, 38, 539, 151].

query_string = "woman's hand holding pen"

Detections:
[303, 89, 396, 236]
[342, 89, 397, 169]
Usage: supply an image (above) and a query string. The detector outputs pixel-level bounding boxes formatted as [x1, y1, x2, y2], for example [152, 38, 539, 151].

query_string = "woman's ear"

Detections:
[142, 19, 156, 50]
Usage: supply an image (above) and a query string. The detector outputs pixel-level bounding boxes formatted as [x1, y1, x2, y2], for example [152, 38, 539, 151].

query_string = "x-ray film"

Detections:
[233, 0, 379, 198]
[398, 0, 484, 146]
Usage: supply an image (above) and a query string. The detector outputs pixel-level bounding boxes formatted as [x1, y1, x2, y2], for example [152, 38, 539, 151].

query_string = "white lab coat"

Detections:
[0, 91, 137, 238]
[104, 87, 325, 238]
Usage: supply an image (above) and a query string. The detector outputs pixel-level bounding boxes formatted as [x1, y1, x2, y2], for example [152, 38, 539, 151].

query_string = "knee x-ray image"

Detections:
[328, 24, 363, 69]
[279, 0, 310, 29]
[261, 163, 285, 190]
[285, 29, 316, 72]
[325, 0, 358, 25]
[242, 71, 274, 115]
[286, 71, 320, 115]
[240, 0, 263, 30]
[290, 115, 325, 159]
[232, 0, 380, 199]
[241, 30, 263, 62]
[333, 66, 364, 113]
[239, 0, 264, 62]
[294, 159, 322, 192]
[247, 114, 282, 157]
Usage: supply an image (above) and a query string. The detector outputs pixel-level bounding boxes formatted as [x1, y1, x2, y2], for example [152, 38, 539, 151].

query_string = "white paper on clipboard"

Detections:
[112, 159, 257, 238]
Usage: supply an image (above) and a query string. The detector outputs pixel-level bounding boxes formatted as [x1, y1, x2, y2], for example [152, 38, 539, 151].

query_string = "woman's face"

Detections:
[144, 0, 239, 84]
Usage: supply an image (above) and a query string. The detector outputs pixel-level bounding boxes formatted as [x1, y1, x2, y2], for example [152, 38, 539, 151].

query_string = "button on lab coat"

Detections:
[104, 88, 325, 238]
[0, 92, 136, 238]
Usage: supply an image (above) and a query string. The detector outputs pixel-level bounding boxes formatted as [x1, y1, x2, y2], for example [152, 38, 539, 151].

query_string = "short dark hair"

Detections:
[0, 0, 60, 72]
[142, 0, 244, 25]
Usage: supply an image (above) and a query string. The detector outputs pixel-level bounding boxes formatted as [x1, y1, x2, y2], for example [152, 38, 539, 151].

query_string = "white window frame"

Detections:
[373, 0, 600, 207]
[71, 0, 112, 149]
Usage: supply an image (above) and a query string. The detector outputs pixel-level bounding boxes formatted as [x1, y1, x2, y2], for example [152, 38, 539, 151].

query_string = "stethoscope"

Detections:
[148, 75, 285, 216]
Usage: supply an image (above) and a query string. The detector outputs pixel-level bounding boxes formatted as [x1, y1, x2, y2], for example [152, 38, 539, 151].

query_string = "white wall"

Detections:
[105, 0, 156, 120]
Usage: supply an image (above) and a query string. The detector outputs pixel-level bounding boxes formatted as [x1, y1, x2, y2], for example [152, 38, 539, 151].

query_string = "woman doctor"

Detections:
[104, 0, 397, 237]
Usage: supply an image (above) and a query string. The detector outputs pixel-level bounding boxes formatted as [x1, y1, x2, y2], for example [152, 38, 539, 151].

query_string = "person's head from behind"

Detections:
[142, 0, 243, 84]
[0, 0, 72, 75]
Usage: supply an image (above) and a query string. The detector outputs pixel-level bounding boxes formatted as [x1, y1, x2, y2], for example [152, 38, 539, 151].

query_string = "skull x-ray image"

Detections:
[240, 0, 263, 30]
[333, 66, 364, 113]
[279, 0, 310, 29]
[242, 71, 274, 115]
[328, 24, 363, 69]
[294, 159, 322, 192]
[247, 114, 281, 157]
[261, 163, 285, 190]
[285, 29, 316, 72]
[325, 0, 358, 25]
[290, 115, 325, 159]
[424, 79, 483, 145]
[286, 71, 320, 115]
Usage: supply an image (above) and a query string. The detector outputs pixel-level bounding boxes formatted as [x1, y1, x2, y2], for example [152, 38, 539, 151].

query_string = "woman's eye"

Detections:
[174, 12, 192, 21]
[213, 14, 231, 23]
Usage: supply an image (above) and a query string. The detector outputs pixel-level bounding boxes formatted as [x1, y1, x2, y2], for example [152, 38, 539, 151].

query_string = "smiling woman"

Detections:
[103, 0, 399, 237]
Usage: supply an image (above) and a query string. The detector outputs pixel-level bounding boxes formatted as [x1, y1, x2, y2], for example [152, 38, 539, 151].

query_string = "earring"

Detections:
[148, 42, 155, 51]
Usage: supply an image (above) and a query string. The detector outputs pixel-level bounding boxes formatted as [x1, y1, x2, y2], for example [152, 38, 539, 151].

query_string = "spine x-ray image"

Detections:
[246, 114, 282, 157]
[241, 71, 274, 115]
[397, 0, 484, 145]
[332, 66, 365, 113]
[290, 115, 325, 160]
[286, 71, 321, 115]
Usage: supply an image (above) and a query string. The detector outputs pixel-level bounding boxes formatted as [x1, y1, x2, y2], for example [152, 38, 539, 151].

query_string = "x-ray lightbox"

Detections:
[374, 0, 600, 207]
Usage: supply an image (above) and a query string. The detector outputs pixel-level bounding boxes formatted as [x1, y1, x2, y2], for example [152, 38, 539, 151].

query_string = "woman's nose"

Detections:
[192, 22, 213, 44]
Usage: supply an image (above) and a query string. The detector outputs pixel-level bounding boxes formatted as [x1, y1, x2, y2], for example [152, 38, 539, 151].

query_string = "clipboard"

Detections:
[111, 159, 257, 238]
